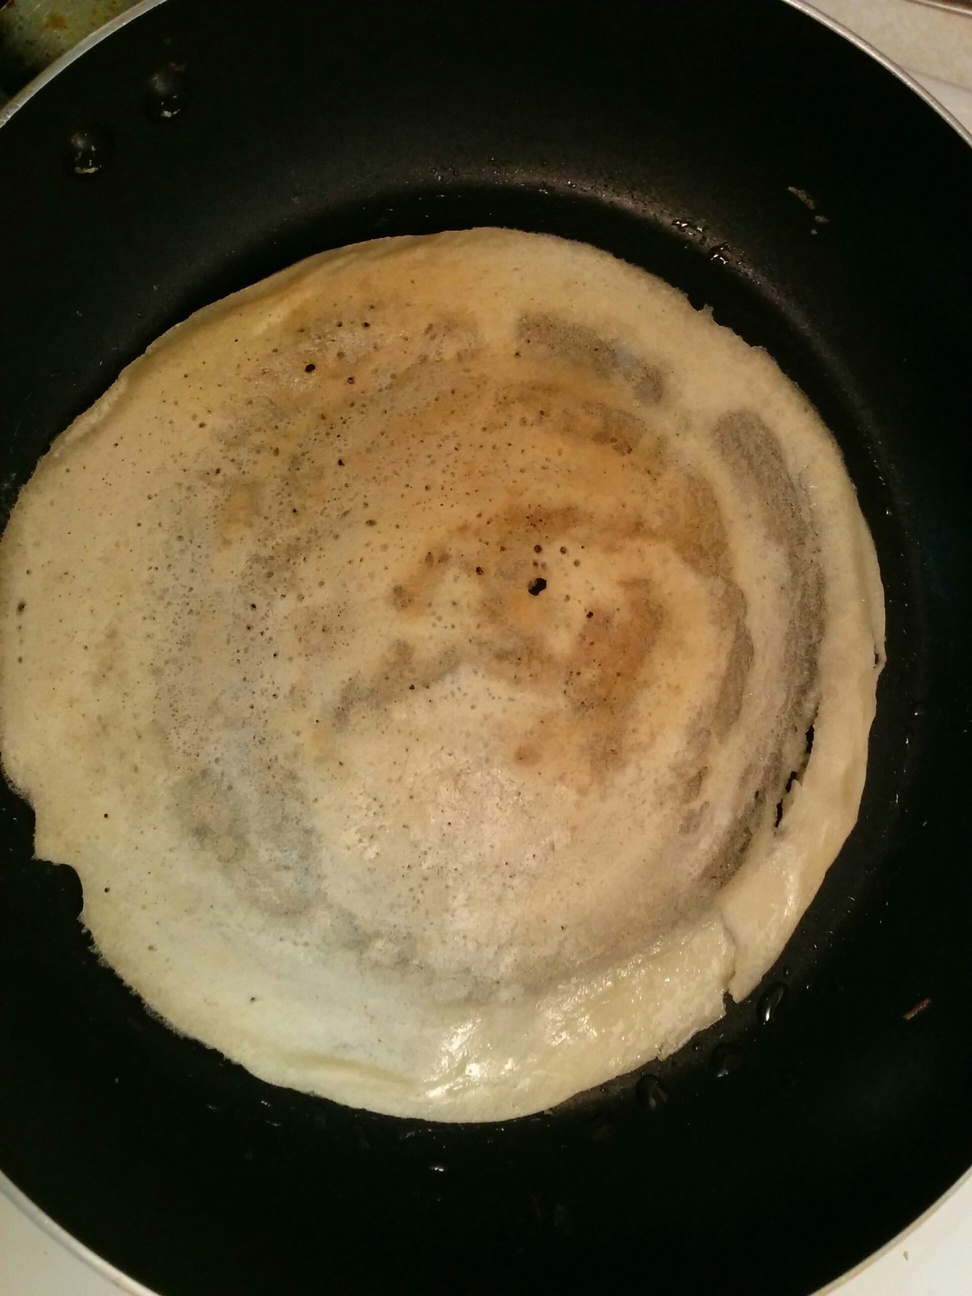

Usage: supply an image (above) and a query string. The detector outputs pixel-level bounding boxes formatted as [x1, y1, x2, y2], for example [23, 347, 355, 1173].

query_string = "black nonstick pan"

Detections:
[1, 3, 970, 1294]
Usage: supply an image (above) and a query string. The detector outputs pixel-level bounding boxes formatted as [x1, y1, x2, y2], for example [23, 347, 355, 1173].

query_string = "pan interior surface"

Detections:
[0, 2, 969, 1295]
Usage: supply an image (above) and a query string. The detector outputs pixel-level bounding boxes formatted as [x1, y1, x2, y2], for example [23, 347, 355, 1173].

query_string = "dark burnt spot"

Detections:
[334, 641, 457, 731]
[773, 709, 818, 828]
[710, 613, 754, 739]
[176, 770, 248, 871]
[588, 407, 639, 456]
[516, 312, 665, 407]
[493, 386, 651, 461]
[714, 410, 823, 816]
[527, 577, 547, 596]
[683, 767, 707, 802]
[16, 600, 26, 614]
[680, 802, 708, 836]
[715, 815, 755, 881]
[631, 365, 665, 406]
[715, 409, 823, 676]
[518, 313, 609, 376]
[304, 363, 316, 373]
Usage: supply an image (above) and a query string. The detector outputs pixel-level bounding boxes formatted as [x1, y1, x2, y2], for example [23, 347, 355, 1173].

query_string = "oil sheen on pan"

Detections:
[0, 229, 884, 1121]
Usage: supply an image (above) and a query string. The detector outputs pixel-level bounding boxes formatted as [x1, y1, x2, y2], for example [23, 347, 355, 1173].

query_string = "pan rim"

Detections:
[816, 1163, 972, 1292]
[0, 0, 168, 132]
[0, 2, 968, 1295]
[0, 0, 970, 149]
[784, 0, 972, 148]
[0, 1170, 158, 1295]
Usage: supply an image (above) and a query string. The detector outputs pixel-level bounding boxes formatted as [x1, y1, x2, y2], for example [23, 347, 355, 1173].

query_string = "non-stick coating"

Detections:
[0, 3, 970, 1294]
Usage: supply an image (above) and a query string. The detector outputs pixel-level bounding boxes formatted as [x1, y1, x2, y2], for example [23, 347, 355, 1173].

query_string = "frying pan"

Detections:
[0, 2, 970, 1293]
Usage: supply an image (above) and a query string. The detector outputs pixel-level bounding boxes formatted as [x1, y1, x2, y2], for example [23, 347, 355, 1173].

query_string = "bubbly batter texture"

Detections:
[0, 230, 884, 1120]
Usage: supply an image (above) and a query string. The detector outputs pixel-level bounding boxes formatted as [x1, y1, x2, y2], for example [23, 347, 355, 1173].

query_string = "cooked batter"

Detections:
[0, 229, 884, 1120]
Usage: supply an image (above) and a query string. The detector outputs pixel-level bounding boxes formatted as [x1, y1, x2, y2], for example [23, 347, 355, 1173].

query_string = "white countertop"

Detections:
[1, 2, 970, 1293]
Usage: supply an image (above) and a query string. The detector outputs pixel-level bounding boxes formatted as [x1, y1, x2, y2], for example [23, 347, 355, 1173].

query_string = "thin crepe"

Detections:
[0, 229, 884, 1120]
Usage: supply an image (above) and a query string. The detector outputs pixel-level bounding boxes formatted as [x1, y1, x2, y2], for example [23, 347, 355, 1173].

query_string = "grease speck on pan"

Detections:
[0, 229, 884, 1121]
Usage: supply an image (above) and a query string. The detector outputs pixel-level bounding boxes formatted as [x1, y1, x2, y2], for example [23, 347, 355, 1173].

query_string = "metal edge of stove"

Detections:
[904, 0, 972, 16]
[0, 1, 969, 1294]
[819, 1164, 972, 1292]
[0, 1171, 159, 1296]
[0, 0, 168, 129]
[785, 0, 972, 146]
